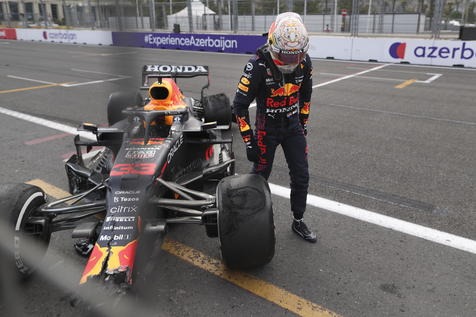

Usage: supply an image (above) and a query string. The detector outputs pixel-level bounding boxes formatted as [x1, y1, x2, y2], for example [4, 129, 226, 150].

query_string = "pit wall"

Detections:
[3, 28, 475, 68]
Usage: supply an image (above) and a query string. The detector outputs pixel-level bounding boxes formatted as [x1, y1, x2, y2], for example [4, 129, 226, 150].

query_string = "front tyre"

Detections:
[217, 174, 275, 269]
[0, 183, 50, 278]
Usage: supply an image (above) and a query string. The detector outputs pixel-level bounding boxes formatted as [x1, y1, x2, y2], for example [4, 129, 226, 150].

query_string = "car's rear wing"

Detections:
[141, 64, 211, 100]
[142, 64, 209, 84]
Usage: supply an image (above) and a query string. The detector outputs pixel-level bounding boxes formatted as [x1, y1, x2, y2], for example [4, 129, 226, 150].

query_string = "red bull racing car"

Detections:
[0, 64, 275, 294]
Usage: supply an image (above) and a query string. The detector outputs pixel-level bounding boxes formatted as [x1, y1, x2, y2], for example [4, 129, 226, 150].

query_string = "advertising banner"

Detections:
[16, 29, 113, 45]
[0, 28, 17, 40]
[112, 32, 266, 54]
[310, 36, 476, 68]
[308, 36, 353, 60]
[382, 38, 476, 67]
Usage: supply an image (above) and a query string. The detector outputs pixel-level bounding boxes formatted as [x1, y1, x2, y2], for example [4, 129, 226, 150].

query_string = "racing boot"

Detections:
[292, 218, 317, 243]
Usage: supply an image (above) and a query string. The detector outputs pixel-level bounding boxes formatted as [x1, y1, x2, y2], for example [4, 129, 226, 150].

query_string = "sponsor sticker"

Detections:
[114, 190, 141, 195]
[110, 163, 156, 176]
[125, 149, 156, 159]
[240, 77, 250, 85]
[109, 205, 138, 214]
[270, 83, 301, 97]
[105, 216, 135, 222]
[167, 135, 183, 163]
[144, 64, 208, 73]
[238, 83, 249, 92]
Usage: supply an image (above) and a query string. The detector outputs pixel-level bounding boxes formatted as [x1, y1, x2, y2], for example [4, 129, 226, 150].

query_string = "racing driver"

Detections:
[233, 12, 317, 243]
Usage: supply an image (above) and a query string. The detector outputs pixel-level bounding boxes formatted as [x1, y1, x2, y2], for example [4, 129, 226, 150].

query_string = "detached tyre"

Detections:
[217, 174, 275, 269]
[0, 183, 50, 278]
[203, 93, 232, 126]
[107, 91, 142, 126]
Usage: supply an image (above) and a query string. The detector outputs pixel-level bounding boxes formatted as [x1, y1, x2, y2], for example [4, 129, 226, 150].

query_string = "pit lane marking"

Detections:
[162, 238, 340, 317]
[395, 79, 417, 89]
[0, 82, 70, 94]
[269, 183, 476, 255]
[71, 68, 129, 77]
[313, 63, 390, 89]
[28, 178, 340, 317]
[61, 77, 126, 87]
[7, 75, 58, 85]
[6, 70, 129, 89]
[250, 64, 390, 108]
[27, 179, 70, 199]
[60, 68, 130, 87]
[416, 73, 442, 83]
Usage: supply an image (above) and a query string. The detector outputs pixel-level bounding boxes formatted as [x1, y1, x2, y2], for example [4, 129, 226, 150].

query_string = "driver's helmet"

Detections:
[267, 12, 309, 74]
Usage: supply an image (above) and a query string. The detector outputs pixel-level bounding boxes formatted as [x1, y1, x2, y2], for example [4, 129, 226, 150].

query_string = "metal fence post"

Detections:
[232, 0, 238, 33]
[149, 0, 156, 31]
[187, 0, 193, 33]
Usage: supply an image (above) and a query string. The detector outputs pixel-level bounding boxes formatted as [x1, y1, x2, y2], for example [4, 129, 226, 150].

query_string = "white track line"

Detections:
[1, 87, 475, 255]
[61, 77, 127, 87]
[0, 106, 95, 141]
[313, 63, 390, 89]
[7, 75, 57, 85]
[250, 63, 390, 108]
[270, 183, 476, 255]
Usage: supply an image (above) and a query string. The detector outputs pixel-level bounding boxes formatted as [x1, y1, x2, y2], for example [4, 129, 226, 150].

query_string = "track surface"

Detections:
[0, 40, 475, 317]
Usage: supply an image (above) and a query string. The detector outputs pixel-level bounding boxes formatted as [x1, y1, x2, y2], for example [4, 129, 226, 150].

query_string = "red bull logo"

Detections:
[257, 130, 267, 157]
[270, 83, 300, 97]
[80, 244, 106, 284]
[266, 95, 299, 108]
[300, 102, 310, 115]
[237, 116, 251, 132]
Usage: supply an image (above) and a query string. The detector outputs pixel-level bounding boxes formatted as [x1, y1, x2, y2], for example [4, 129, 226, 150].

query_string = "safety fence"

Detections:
[2, 27, 476, 67]
[1, 0, 475, 38]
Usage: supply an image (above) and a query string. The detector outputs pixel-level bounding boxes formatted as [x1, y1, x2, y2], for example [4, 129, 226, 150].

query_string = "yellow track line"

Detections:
[0, 82, 71, 94]
[163, 238, 340, 317]
[28, 178, 341, 317]
[27, 179, 70, 199]
[395, 79, 417, 89]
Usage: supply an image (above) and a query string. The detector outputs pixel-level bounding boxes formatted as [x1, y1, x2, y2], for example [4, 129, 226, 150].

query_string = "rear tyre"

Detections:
[203, 93, 232, 126]
[217, 174, 275, 269]
[0, 183, 50, 278]
[107, 91, 142, 126]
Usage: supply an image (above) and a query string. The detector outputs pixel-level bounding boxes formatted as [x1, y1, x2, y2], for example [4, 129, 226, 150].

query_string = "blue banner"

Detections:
[112, 32, 266, 54]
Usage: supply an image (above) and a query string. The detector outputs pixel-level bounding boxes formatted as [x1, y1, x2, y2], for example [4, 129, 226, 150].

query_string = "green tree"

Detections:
[468, 2, 476, 23]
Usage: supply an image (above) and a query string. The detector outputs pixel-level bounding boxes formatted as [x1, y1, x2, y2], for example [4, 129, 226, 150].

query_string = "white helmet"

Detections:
[267, 12, 309, 74]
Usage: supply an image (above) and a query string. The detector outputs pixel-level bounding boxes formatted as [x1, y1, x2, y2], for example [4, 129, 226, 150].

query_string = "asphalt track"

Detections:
[0, 40, 475, 317]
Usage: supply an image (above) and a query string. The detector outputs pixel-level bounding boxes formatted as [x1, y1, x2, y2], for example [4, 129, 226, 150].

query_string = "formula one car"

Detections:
[0, 64, 275, 290]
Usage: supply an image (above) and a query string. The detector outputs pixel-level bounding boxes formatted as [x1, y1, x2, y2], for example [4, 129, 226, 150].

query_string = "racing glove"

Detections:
[235, 112, 258, 163]
[246, 141, 259, 163]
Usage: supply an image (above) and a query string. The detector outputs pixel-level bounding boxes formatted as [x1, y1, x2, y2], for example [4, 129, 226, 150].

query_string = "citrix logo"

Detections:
[389, 42, 406, 59]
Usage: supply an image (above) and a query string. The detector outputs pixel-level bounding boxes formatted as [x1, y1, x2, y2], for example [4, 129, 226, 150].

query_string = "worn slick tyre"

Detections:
[217, 174, 275, 269]
[0, 183, 50, 278]
[107, 91, 142, 126]
[203, 93, 232, 126]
